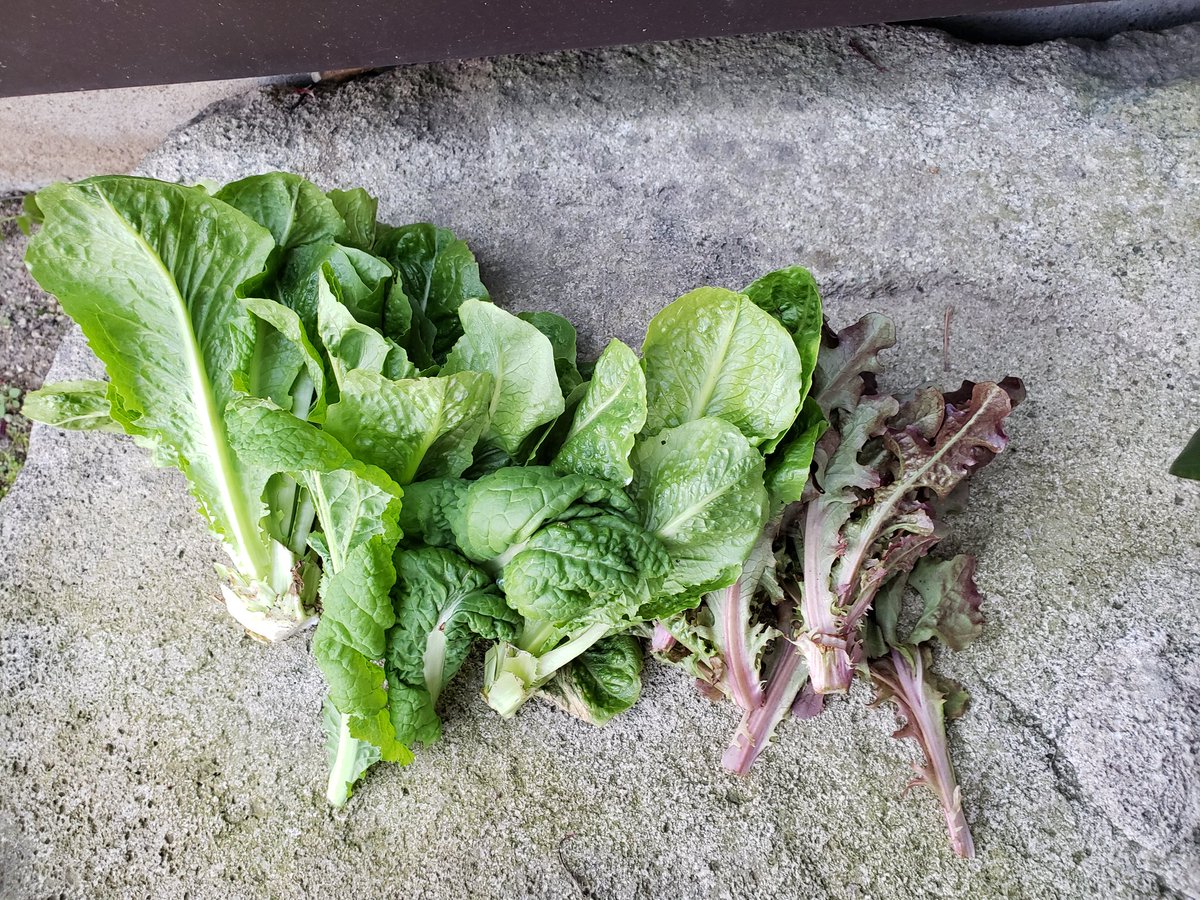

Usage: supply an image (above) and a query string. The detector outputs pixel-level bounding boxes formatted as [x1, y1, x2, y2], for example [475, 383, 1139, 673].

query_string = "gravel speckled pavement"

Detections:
[1, 24, 1198, 899]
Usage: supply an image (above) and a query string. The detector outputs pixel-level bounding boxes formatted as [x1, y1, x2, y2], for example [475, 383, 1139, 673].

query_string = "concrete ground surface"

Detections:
[1, 23, 1198, 900]
[0, 78, 284, 195]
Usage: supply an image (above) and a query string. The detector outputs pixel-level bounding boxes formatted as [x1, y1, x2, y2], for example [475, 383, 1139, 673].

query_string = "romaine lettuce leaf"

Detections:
[25, 177, 276, 584]
[386, 547, 520, 745]
[225, 398, 413, 801]
[631, 417, 768, 603]
[502, 514, 669, 630]
[641, 287, 802, 448]
[215, 172, 347, 252]
[518, 310, 584, 396]
[325, 369, 493, 485]
[552, 339, 646, 485]
[326, 187, 378, 252]
[374, 223, 489, 367]
[544, 634, 643, 726]
[443, 299, 565, 455]
[448, 465, 635, 564]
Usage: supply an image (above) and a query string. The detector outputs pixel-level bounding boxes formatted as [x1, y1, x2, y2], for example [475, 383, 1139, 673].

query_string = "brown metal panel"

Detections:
[0, 0, 1082, 97]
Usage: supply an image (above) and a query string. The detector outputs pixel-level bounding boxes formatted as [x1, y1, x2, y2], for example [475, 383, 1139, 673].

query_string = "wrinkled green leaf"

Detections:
[216, 172, 346, 251]
[386, 547, 520, 745]
[323, 699, 381, 807]
[327, 187, 378, 252]
[743, 265, 823, 402]
[278, 242, 395, 340]
[225, 398, 410, 763]
[325, 368, 493, 485]
[242, 295, 328, 423]
[503, 515, 669, 630]
[374, 223, 489, 367]
[632, 417, 768, 598]
[395, 477, 467, 550]
[518, 310, 583, 395]
[450, 465, 635, 564]
[544, 634, 643, 725]
[316, 270, 415, 388]
[764, 397, 827, 509]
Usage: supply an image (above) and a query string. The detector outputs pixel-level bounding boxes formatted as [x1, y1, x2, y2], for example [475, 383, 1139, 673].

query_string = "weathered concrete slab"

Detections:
[2, 24, 1198, 899]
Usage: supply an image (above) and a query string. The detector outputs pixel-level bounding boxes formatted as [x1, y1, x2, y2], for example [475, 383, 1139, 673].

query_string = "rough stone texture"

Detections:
[0, 200, 66, 389]
[2, 23, 1199, 900]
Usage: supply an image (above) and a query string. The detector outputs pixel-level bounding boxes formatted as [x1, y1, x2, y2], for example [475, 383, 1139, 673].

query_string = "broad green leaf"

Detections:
[327, 187, 378, 251]
[641, 287, 803, 448]
[632, 417, 768, 597]
[26, 177, 275, 578]
[552, 340, 646, 485]
[324, 368, 493, 485]
[764, 397, 828, 510]
[443, 299, 565, 455]
[278, 241, 394, 338]
[1171, 427, 1200, 480]
[743, 266, 823, 401]
[226, 397, 409, 762]
[280, 241, 393, 336]
[524, 379, 590, 467]
[226, 397, 352, 472]
[503, 515, 670, 630]
[382, 282, 413, 344]
[21, 380, 123, 433]
[518, 310, 583, 395]
[215, 172, 347, 251]
[316, 271, 415, 388]
[374, 223, 489, 367]
[386, 547, 519, 745]
[450, 466, 636, 564]
[544, 634, 643, 725]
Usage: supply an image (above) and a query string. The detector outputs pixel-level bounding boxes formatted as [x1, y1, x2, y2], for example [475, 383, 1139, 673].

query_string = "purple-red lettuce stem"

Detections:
[722, 641, 808, 775]
[869, 647, 975, 858]
[717, 581, 763, 711]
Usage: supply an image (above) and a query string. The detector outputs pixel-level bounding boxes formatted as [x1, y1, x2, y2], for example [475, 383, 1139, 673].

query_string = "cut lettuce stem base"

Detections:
[216, 543, 320, 642]
[483, 622, 611, 718]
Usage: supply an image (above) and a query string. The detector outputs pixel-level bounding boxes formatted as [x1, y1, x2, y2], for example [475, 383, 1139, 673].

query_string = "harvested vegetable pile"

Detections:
[14, 173, 1021, 856]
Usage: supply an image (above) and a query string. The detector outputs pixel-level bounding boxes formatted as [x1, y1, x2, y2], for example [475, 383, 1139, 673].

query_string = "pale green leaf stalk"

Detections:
[225, 398, 413, 805]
